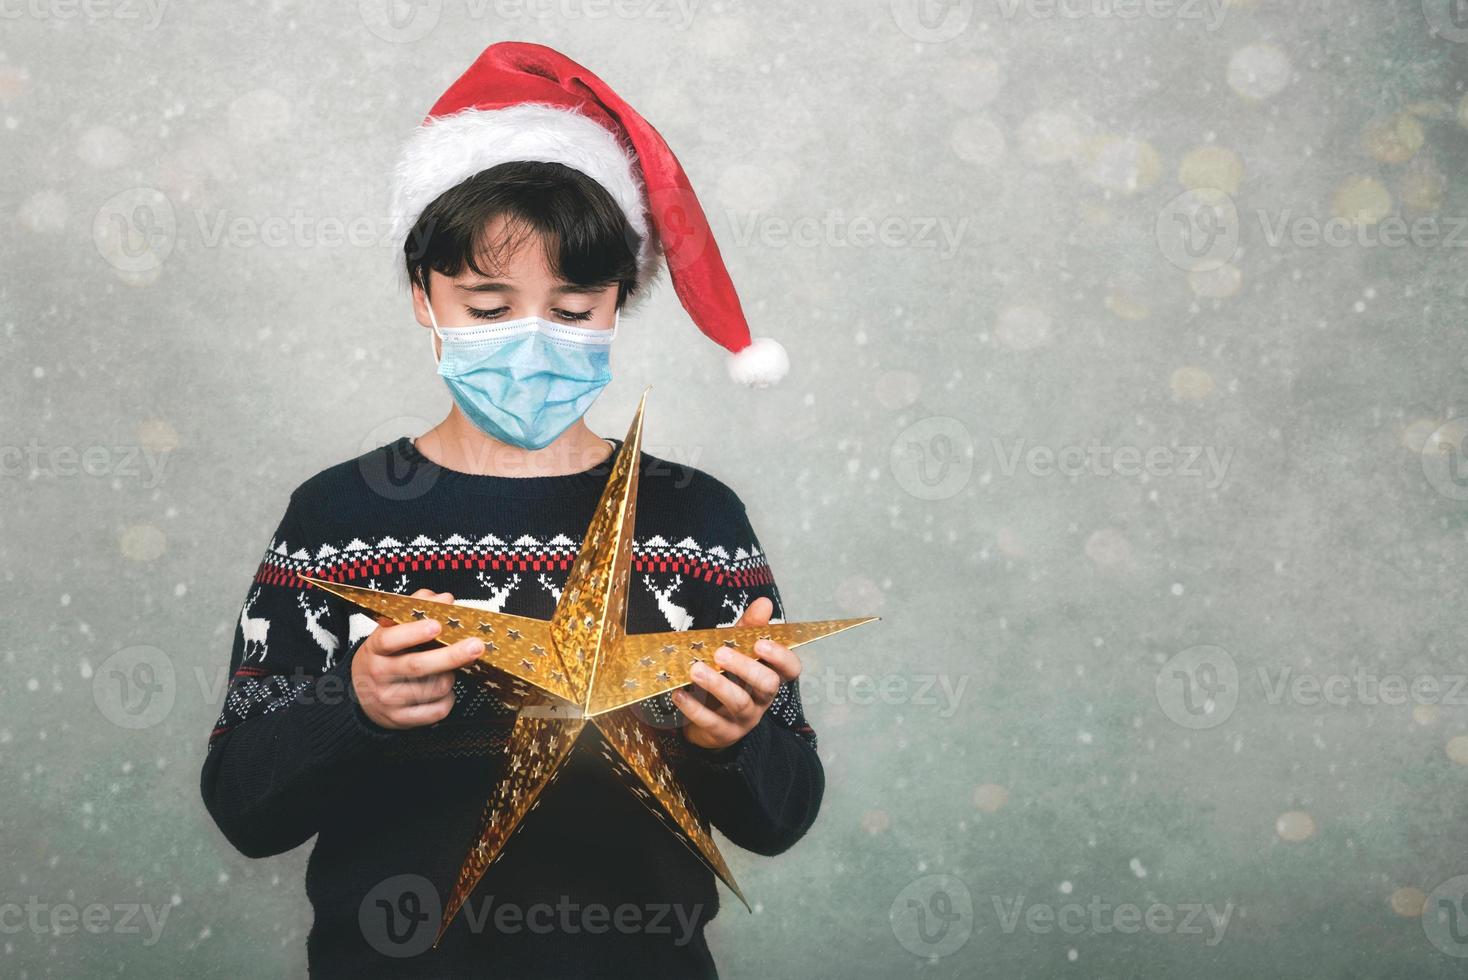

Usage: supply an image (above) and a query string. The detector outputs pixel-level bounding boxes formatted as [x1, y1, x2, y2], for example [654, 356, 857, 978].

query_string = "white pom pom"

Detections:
[726, 337, 789, 387]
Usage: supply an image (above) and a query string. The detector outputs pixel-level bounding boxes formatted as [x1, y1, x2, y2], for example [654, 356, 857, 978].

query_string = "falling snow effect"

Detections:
[5, 1, 1468, 977]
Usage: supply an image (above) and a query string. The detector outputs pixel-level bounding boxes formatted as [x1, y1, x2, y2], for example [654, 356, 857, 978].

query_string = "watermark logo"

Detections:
[647, 185, 711, 273]
[1258, 668, 1468, 708]
[1155, 645, 1468, 729]
[1423, 0, 1468, 42]
[889, 416, 974, 501]
[357, 416, 441, 503]
[360, 879, 706, 957]
[1420, 417, 1468, 501]
[1155, 645, 1239, 730]
[992, 894, 1232, 945]
[359, 0, 441, 41]
[993, 438, 1233, 489]
[92, 645, 176, 731]
[360, 874, 440, 957]
[0, 0, 169, 28]
[1157, 187, 1466, 271]
[1156, 189, 1240, 272]
[0, 897, 172, 945]
[800, 667, 969, 718]
[2, 440, 171, 488]
[890, 0, 974, 42]
[890, 874, 973, 959]
[994, 0, 1226, 29]
[1423, 874, 1468, 957]
[93, 187, 176, 275]
[725, 210, 969, 260]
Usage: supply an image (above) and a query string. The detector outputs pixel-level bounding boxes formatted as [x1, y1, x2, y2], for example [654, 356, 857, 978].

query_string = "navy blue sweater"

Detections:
[198, 436, 823, 978]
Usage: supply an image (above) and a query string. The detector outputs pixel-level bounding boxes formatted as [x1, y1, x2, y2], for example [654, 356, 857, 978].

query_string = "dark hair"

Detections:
[403, 160, 642, 307]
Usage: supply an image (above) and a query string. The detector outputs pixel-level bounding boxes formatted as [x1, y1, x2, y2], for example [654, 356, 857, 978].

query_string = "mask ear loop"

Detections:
[426, 292, 443, 365]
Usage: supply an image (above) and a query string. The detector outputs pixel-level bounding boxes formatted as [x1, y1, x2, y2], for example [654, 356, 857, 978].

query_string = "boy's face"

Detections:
[413, 216, 619, 358]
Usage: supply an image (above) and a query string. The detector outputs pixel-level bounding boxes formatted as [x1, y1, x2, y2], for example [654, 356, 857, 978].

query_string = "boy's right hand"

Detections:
[350, 589, 484, 730]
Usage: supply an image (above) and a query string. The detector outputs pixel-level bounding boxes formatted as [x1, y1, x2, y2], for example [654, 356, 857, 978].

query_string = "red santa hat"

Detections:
[388, 41, 789, 387]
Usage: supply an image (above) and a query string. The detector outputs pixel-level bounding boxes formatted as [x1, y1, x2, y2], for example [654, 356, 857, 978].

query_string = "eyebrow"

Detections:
[460, 281, 610, 297]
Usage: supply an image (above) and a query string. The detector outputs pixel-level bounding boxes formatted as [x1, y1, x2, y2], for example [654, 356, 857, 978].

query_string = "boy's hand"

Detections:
[673, 596, 800, 751]
[350, 589, 484, 730]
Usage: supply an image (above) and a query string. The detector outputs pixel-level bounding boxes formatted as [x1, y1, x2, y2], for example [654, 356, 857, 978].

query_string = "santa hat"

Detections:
[388, 41, 789, 387]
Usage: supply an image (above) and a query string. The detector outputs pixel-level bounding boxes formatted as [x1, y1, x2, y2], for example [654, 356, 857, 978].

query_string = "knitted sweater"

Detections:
[198, 436, 824, 978]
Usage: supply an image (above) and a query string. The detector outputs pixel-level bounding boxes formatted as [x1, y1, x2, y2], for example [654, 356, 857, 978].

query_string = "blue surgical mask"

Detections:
[428, 302, 616, 451]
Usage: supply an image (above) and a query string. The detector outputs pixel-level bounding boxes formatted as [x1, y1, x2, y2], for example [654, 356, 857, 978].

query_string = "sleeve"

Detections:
[198, 493, 394, 859]
[652, 499, 826, 857]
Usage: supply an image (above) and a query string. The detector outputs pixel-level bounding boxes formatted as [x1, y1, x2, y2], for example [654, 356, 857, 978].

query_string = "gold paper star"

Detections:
[299, 389, 878, 945]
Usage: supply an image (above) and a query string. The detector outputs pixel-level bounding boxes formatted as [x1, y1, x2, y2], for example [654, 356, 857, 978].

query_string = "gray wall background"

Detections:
[5, 0, 1468, 976]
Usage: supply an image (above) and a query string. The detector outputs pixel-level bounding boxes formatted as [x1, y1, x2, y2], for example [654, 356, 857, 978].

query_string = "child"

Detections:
[200, 42, 817, 978]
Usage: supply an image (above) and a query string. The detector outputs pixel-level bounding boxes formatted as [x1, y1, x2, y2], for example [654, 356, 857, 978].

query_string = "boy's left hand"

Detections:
[673, 596, 801, 751]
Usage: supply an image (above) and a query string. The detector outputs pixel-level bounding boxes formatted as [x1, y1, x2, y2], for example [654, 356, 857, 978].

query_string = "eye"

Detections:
[466, 306, 509, 320]
[553, 308, 596, 323]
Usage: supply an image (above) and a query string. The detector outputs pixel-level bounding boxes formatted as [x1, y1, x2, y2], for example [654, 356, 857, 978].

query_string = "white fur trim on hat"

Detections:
[388, 103, 661, 288]
[726, 336, 789, 387]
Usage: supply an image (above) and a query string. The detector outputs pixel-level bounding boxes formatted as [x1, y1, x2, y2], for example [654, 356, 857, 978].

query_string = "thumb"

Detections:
[735, 596, 774, 628]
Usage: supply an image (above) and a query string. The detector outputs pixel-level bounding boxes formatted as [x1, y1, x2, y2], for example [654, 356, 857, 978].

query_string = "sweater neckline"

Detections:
[392, 435, 625, 499]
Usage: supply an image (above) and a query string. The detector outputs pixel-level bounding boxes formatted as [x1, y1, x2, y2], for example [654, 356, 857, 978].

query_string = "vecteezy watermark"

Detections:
[992, 0, 1226, 29]
[890, 0, 975, 43]
[1422, 0, 1468, 43]
[890, 874, 974, 960]
[0, 897, 172, 945]
[91, 645, 268, 732]
[800, 667, 969, 718]
[888, 418, 1232, 501]
[889, 0, 1222, 42]
[992, 438, 1234, 490]
[1424, 874, 1468, 957]
[358, 0, 697, 41]
[1254, 210, 1468, 250]
[0, 0, 169, 28]
[191, 208, 402, 250]
[93, 187, 176, 276]
[1420, 417, 1468, 501]
[1156, 187, 1467, 272]
[2, 440, 170, 488]
[93, 645, 177, 731]
[1155, 646, 1240, 730]
[724, 210, 970, 260]
[1256, 667, 1468, 708]
[92, 192, 407, 275]
[358, 875, 705, 958]
[472, 0, 697, 29]
[1156, 645, 1468, 730]
[890, 417, 975, 502]
[991, 894, 1233, 945]
[1155, 189, 1240, 272]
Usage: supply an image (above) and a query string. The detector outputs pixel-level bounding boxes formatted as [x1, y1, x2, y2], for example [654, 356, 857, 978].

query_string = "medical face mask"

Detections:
[428, 300, 616, 451]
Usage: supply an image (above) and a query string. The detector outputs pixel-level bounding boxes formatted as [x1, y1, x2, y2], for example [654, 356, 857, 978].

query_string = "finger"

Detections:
[713, 649, 780, 703]
[687, 661, 754, 718]
[382, 693, 456, 729]
[672, 688, 744, 741]
[735, 596, 774, 628]
[371, 617, 445, 655]
[751, 637, 802, 683]
[389, 637, 485, 679]
[375, 589, 455, 628]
